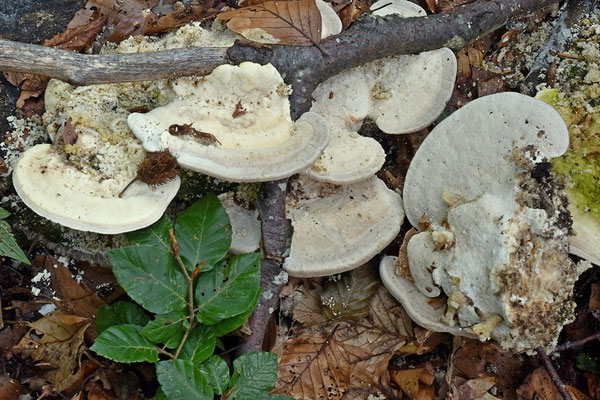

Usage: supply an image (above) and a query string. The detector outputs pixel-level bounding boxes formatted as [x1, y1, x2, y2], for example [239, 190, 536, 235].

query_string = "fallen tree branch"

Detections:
[537, 347, 574, 400]
[239, 179, 292, 354]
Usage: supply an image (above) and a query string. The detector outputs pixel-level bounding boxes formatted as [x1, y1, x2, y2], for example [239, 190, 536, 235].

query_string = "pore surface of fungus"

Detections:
[303, 0, 456, 184]
[284, 175, 404, 277]
[382, 92, 586, 353]
[129, 62, 329, 182]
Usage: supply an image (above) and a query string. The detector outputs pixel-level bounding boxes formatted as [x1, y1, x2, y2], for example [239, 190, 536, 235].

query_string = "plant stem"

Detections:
[537, 347, 574, 400]
[169, 229, 197, 360]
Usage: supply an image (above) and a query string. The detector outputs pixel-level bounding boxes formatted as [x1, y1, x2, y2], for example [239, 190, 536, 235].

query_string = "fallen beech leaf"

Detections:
[395, 227, 418, 280]
[43, 9, 106, 51]
[218, 0, 322, 46]
[273, 286, 411, 398]
[455, 376, 496, 399]
[451, 339, 522, 400]
[390, 363, 435, 400]
[13, 310, 91, 392]
[0, 376, 27, 400]
[517, 367, 564, 400]
[335, 0, 370, 30]
[320, 265, 380, 321]
[107, 8, 157, 43]
[288, 282, 329, 326]
[144, 6, 218, 36]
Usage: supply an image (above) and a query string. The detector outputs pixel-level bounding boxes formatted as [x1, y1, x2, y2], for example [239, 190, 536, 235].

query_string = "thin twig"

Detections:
[169, 229, 197, 359]
[536, 347, 574, 400]
[554, 332, 600, 352]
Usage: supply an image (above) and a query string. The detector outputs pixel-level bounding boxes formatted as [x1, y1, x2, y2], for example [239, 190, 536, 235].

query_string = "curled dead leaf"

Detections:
[218, 0, 322, 46]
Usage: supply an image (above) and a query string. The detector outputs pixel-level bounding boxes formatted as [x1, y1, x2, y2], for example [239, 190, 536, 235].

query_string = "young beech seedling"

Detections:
[91, 194, 291, 400]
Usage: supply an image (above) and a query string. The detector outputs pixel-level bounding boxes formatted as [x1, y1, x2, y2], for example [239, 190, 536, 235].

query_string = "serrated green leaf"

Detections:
[140, 310, 187, 346]
[180, 325, 217, 365]
[576, 353, 598, 373]
[175, 194, 231, 272]
[0, 207, 11, 219]
[126, 214, 172, 251]
[0, 220, 30, 265]
[195, 253, 261, 325]
[210, 288, 261, 337]
[96, 302, 151, 334]
[108, 245, 187, 314]
[156, 359, 213, 400]
[197, 355, 230, 395]
[90, 325, 158, 363]
[321, 266, 381, 321]
[228, 352, 278, 400]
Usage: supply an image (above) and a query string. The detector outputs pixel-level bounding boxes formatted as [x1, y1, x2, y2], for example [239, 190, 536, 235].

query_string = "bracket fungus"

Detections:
[284, 175, 404, 277]
[13, 144, 180, 234]
[129, 62, 329, 182]
[380, 92, 589, 353]
[304, 0, 456, 184]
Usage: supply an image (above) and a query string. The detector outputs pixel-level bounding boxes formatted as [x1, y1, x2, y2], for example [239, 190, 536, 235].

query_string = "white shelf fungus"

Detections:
[284, 175, 404, 277]
[129, 62, 329, 182]
[381, 92, 588, 353]
[304, 0, 456, 184]
[13, 144, 180, 234]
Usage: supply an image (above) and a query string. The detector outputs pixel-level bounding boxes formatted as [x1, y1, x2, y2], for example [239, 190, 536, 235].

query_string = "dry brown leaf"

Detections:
[0, 376, 27, 400]
[288, 282, 329, 326]
[273, 286, 411, 399]
[107, 8, 157, 42]
[450, 338, 522, 400]
[42, 255, 106, 342]
[145, 6, 218, 35]
[43, 9, 106, 51]
[218, 0, 322, 46]
[517, 367, 563, 400]
[13, 310, 91, 392]
[390, 363, 435, 400]
[335, 0, 370, 30]
[454, 377, 496, 399]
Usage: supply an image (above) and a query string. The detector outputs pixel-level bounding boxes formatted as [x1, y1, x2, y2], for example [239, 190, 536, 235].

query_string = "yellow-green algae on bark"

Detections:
[538, 89, 600, 224]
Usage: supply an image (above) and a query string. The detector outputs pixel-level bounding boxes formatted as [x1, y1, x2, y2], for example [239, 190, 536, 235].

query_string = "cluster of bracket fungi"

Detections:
[9, 0, 598, 353]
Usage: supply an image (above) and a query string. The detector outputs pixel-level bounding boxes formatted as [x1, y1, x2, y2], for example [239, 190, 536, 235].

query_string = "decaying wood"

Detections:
[239, 178, 292, 354]
[521, 0, 598, 94]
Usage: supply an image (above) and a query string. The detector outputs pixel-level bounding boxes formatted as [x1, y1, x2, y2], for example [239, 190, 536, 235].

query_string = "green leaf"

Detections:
[156, 359, 213, 400]
[197, 355, 230, 395]
[175, 194, 231, 272]
[210, 288, 261, 337]
[96, 302, 151, 334]
[180, 325, 217, 365]
[0, 207, 11, 219]
[576, 353, 598, 373]
[140, 310, 187, 347]
[0, 220, 30, 265]
[126, 214, 172, 251]
[195, 253, 261, 325]
[108, 245, 187, 314]
[90, 325, 158, 363]
[228, 352, 278, 400]
[321, 266, 381, 321]
[155, 388, 168, 400]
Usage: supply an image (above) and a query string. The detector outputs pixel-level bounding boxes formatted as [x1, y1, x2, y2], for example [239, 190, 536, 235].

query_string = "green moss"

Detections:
[176, 170, 236, 202]
[544, 98, 600, 222]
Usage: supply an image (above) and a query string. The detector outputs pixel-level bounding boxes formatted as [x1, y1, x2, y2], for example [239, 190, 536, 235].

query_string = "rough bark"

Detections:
[239, 179, 292, 354]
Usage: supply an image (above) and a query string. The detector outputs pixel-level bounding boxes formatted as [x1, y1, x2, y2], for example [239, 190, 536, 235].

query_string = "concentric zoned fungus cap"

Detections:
[382, 92, 588, 353]
[13, 144, 180, 234]
[129, 62, 329, 182]
[304, 0, 456, 184]
[284, 175, 404, 277]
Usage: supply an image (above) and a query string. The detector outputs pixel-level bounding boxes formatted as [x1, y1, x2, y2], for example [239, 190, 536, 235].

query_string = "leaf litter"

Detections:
[1, 0, 600, 399]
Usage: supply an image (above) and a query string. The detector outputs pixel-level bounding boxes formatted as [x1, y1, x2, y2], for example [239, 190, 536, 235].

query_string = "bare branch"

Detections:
[0, 42, 228, 85]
